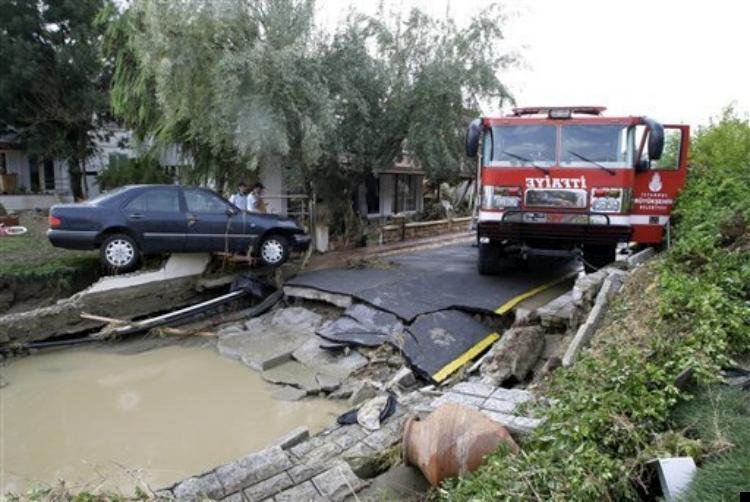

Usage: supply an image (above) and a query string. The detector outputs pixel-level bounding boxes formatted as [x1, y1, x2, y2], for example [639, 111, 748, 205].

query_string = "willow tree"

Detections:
[106, 0, 517, 202]
[105, 0, 333, 189]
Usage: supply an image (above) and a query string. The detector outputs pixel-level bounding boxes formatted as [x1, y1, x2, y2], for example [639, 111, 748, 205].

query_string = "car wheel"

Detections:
[100, 233, 140, 273]
[258, 234, 289, 267]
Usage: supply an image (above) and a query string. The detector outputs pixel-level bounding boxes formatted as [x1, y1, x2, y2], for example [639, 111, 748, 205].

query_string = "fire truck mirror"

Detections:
[465, 118, 481, 158]
[641, 117, 665, 161]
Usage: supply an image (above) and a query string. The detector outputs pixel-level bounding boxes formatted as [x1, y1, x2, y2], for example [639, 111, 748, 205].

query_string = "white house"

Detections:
[356, 154, 425, 219]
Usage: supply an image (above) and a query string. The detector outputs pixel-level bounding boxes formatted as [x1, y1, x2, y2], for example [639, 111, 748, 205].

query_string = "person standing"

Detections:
[229, 181, 249, 211]
[247, 182, 267, 213]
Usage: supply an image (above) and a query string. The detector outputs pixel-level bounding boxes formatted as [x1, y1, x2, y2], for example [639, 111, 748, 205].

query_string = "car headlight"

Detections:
[591, 188, 624, 213]
[482, 186, 522, 210]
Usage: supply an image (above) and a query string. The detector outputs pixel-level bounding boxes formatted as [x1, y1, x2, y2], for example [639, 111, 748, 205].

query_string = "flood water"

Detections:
[0, 342, 343, 496]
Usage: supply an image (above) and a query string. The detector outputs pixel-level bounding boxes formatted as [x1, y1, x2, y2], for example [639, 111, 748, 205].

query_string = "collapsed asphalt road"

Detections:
[286, 244, 581, 382]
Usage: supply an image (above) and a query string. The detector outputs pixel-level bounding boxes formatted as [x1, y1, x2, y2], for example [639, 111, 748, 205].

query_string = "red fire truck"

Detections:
[465, 106, 689, 274]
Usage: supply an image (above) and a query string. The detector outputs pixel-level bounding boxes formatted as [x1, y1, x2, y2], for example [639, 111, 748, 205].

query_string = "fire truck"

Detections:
[465, 106, 689, 274]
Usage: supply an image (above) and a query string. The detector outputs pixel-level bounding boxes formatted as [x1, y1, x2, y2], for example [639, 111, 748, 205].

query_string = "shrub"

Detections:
[97, 155, 173, 190]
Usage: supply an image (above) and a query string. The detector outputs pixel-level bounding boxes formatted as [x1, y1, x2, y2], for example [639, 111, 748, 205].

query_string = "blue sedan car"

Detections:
[48, 185, 311, 273]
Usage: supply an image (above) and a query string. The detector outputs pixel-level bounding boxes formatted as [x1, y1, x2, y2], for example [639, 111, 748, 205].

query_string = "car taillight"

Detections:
[49, 215, 61, 228]
[482, 186, 522, 210]
[591, 188, 629, 213]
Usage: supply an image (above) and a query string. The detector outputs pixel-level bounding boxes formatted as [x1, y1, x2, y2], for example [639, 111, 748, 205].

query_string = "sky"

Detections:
[316, 0, 750, 128]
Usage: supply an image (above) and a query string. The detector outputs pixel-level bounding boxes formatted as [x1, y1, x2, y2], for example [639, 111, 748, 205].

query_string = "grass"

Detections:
[671, 385, 750, 500]
[0, 212, 99, 278]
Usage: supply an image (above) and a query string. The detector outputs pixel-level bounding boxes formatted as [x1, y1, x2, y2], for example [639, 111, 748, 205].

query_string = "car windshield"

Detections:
[483, 125, 556, 167]
[560, 125, 633, 167]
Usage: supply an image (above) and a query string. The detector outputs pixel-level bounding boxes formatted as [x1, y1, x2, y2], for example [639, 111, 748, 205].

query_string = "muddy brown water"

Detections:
[0, 342, 343, 496]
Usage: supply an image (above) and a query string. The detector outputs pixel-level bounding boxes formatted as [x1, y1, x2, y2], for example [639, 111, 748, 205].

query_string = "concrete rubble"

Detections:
[0, 254, 214, 346]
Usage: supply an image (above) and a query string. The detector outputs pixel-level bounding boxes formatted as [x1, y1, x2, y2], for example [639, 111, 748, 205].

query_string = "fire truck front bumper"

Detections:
[477, 211, 633, 246]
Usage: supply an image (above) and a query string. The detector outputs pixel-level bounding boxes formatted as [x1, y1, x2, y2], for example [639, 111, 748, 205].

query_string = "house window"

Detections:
[365, 174, 380, 215]
[43, 160, 55, 191]
[394, 174, 420, 213]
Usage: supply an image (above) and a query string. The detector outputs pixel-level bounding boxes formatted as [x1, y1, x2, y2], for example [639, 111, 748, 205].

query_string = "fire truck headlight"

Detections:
[483, 186, 522, 209]
[591, 188, 623, 213]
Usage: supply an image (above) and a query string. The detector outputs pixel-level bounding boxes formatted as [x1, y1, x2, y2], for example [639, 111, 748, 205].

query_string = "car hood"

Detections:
[240, 211, 301, 228]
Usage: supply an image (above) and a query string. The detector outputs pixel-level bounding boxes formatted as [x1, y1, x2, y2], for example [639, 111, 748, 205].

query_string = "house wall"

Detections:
[259, 163, 288, 216]
[1, 150, 31, 191]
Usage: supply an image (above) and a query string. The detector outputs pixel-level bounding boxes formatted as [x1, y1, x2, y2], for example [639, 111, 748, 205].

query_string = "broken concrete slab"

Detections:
[537, 291, 577, 331]
[292, 337, 368, 379]
[262, 360, 338, 393]
[387, 367, 416, 390]
[271, 385, 309, 401]
[480, 325, 545, 385]
[217, 307, 323, 371]
[317, 316, 391, 348]
[402, 309, 500, 383]
[283, 285, 353, 308]
[87, 254, 211, 294]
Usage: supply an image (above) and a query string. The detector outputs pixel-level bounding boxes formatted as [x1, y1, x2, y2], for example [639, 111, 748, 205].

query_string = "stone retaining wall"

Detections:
[379, 217, 472, 244]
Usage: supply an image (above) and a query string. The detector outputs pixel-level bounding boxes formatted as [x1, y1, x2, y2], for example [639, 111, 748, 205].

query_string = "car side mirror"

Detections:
[640, 117, 665, 161]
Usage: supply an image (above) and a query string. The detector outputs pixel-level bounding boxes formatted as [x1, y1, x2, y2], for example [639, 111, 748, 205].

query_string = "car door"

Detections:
[631, 124, 690, 243]
[121, 187, 186, 253]
[182, 188, 254, 253]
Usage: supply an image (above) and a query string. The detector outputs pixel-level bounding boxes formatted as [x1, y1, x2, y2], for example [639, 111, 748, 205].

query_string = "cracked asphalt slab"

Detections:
[288, 244, 581, 321]
[288, 243, 581, 382]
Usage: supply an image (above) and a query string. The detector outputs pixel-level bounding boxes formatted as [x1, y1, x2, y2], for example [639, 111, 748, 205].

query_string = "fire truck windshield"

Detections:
[482, 125, 556, 167]
[482, 123, 635, 169]
[560, 124, 633, 168]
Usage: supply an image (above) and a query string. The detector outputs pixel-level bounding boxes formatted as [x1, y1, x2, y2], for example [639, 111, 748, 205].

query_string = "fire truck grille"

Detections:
[478, 221, 632, 245]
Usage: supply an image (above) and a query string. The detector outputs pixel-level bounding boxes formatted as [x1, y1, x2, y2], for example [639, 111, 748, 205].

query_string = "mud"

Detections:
[0, 341, 343, 496]
[0, 265, 100, 315]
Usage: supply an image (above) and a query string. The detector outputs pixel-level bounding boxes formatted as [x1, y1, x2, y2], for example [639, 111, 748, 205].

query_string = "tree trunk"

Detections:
[68, 158, 85, 200]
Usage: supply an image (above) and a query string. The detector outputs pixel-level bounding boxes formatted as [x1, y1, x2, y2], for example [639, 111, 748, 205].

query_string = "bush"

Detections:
[97, 155, 173, 190]
[442, 107, 750, 500]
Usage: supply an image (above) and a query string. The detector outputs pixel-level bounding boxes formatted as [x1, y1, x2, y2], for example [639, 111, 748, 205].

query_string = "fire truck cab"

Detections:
[465, 106, 689, 274]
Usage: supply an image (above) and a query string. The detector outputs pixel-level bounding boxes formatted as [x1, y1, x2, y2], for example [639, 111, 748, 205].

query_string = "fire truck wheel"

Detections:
[478, 242, 508, 275]
[583, 244, 616, 273]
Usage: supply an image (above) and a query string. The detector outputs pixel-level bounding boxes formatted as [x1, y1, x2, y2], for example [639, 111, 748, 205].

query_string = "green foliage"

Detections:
[443, 108, 750, 500]
[105, 1, 515, 215]
[671, 386, 750, 500]
[96, 155, 173, 190]
[0, 0, 112, 199]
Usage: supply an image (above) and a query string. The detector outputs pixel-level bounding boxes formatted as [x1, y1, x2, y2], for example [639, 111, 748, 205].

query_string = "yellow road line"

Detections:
[432, 331, 501, 383]
[494, 270, 580, 315]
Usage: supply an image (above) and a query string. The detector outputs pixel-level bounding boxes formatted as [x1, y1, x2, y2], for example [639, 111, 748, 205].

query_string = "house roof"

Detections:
[0, 132, 24, 150]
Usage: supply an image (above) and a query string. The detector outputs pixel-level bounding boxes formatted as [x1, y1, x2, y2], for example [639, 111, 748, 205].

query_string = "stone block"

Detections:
[292, 337, 368, 379]
[430, 392, 485, 410]
[481, 410, 542, 436]
[172, 472, 225, 500]
[490, 387, 534, 404]
[214, 446, 292, 495]
[326, 425, 367, 450]
[287, 461, 331, 484]
[482, 398, 517, 414]
[221, 492, 247, 502]
[274, 481, 324, 502]
[242, 472, 294, 501]
[362, 415, 406, 452]
[387, 367, 417, 389]
[288, 436, 323, 459]
[341, 441, 379, 478]
[312, 462, 365, 501]
[451, 381, 495, 398]
[275, 426, 310, 450]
